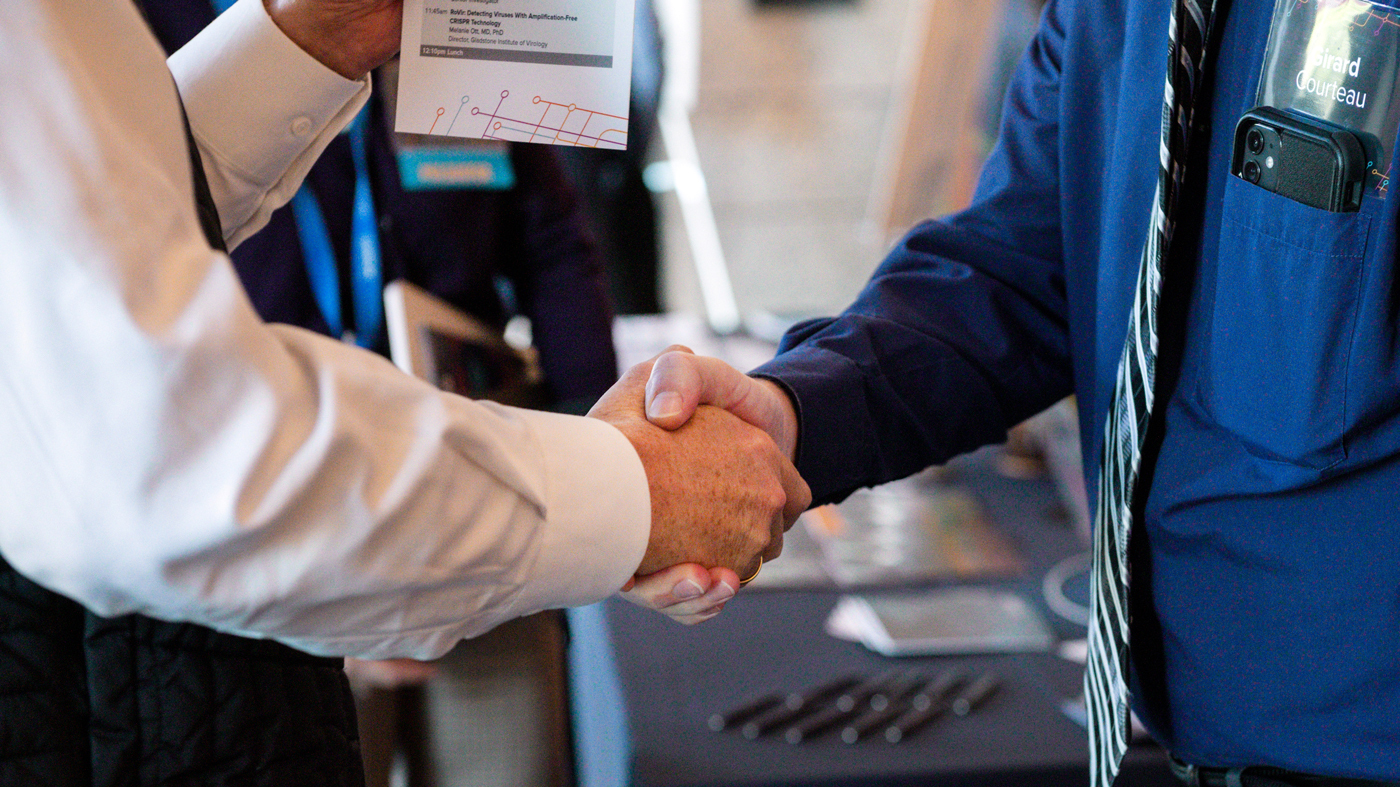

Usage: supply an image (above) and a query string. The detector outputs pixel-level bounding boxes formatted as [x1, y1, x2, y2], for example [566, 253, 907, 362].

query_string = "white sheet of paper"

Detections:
[395, 0, 635, 148]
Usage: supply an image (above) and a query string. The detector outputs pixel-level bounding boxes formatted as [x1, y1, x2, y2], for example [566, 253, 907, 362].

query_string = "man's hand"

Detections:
[644, 348, 800, 460]
[343, 657, 438, 688]
[264, 0, 402, 80]
[620, 564, 743, 625]
[589, 349, 810, 579]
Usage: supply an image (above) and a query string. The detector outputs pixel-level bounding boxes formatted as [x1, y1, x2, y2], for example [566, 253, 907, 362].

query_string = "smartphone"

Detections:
[1231, 106, 1366, 212]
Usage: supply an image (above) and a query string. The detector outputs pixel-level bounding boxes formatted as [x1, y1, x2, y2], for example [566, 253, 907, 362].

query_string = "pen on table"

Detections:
[841, 669, 964, 744]
[880, 669, 972, 744]
[782, 704, 852, 744]
[905, 668, 968, 712]
[783, 670, 903, 744]
[951, 672, 1001, 716]
[836, 668, 904, 712]
[883, 695, 953, 743]
[740, 674, 861, 740]
[885, 671, 998, 743]
[868, 669, 928, 712]
[708, 691, 784, 732]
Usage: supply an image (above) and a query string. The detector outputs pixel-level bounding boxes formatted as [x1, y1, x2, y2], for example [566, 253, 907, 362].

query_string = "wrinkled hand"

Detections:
[619, 349, 808, 623]
[620, 564, 743, 625]
[264, 0, 402, 80]
[644, 348, 800, 460]
[588, 348, 810, 581]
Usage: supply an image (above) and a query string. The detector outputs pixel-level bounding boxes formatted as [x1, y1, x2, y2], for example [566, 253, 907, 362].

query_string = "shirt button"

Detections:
[290, 117, 313, 136]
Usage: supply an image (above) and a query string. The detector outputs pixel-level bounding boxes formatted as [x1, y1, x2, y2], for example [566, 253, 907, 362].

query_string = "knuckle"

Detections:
[765, 487, 786, 513]
[736, 421, 766, 445]
[759, 479, 786, 512]
[749, 527, 771, 554]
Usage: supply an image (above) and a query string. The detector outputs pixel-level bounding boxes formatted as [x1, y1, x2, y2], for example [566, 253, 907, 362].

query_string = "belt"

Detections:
[1171, 758, 1400, 787]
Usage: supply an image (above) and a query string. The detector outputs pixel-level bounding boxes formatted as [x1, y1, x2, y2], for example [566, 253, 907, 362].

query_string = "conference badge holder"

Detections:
[1250, 0, 1400, 200]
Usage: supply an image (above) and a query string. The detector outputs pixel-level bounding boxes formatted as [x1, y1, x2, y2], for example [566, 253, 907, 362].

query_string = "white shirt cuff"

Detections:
[167, 0, 368, 239]
[511, 410, 651, 614]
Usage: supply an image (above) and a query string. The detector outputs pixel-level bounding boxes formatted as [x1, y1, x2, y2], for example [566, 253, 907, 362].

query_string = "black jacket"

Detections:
[0, 556, 364, 786]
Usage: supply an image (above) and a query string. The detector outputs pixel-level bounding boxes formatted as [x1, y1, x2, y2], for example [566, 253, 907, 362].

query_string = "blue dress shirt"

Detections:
[754, 0, 1400, 777]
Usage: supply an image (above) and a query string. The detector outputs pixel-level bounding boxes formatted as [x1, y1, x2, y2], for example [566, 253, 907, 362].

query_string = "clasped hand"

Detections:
[589, 347, 807, 624]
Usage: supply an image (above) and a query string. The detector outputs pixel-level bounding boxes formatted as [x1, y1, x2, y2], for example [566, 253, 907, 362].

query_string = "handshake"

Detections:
[587, 347, 811, 625]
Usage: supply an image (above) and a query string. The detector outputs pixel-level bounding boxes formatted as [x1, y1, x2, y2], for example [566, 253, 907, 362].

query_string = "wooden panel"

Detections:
[866, 0, 1006, 241]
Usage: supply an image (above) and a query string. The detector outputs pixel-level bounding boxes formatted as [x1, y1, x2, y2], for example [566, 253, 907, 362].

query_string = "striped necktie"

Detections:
[1084, 0, 1225, 783]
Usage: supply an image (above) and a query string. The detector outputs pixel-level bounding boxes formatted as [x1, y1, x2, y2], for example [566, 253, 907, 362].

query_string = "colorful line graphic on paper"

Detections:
[1285, 0, 1400, 30]
[1371, 161, 1391, 197]
[1351, 3, 1400, 33]
[426, 90, 627, 149]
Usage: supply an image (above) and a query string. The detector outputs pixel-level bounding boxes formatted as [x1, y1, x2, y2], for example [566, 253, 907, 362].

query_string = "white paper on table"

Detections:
[824, 588, 1056, 657]
[395, 0, 634, 148]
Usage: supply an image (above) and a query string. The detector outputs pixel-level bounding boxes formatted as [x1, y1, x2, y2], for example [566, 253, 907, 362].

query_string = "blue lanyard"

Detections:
[212, 0, 382, 348]
[289, 111, 383, 347]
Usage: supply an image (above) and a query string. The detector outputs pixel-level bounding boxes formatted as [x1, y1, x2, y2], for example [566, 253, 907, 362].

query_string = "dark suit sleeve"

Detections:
[753, 1, 1073, 505]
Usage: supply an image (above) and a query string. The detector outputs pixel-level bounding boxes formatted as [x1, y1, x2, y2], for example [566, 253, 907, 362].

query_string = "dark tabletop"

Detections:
[574, 449, 1179, 787]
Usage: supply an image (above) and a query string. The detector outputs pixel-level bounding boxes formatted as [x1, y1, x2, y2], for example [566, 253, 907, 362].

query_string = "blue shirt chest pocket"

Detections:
[1195, 176, 1380, 469]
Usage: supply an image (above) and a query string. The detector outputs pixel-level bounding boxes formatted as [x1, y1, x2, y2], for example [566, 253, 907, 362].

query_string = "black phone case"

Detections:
[1231, 106, 1366, 212]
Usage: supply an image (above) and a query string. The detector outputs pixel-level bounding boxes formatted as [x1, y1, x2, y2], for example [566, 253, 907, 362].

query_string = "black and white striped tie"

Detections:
[1084, 0, 1224, 784]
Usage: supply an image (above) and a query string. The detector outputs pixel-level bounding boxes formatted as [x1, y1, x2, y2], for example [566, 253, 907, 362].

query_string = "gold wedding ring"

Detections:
[739, 557, 763, 587]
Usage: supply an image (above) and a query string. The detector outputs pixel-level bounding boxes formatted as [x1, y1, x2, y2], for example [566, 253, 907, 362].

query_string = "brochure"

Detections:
[395, 0, 635, 149]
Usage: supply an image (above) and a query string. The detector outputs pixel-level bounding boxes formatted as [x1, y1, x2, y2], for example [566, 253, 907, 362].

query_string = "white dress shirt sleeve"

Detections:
[0, 0, 651, 659]
[168, 0, 370, 248]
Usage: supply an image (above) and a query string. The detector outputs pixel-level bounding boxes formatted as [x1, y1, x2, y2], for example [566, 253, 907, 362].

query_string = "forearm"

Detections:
[755, 12, 1075, 504]
[0, 285, 650, 658]
[0, 0, 649, 659]
[752, 221, 1074, 505]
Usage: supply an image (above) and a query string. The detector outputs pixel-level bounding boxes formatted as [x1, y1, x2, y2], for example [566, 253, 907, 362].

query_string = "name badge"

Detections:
[377, 57, 516, 190]
[1258, 0, 1400, 198]
[395, 139, 516, 191]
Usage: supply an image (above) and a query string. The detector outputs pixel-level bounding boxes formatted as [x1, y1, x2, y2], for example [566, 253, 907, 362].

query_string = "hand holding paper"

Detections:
[265, 0, 404, 79]
[395, 0, 635, 146]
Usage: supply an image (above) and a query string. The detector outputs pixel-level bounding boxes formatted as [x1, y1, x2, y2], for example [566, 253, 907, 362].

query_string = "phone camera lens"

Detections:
[1247, 127, 1265, 154]
[1243, 159, 1261, 183]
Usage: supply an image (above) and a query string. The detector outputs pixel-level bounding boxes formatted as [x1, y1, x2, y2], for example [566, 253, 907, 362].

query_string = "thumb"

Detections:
[645, 350, 762, 431]
[645, 352, 801, 460]
[644, 348, 699, 429]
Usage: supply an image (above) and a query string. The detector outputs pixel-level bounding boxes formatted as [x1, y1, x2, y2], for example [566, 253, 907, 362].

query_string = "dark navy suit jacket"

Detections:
[757, 0, 1400, 776]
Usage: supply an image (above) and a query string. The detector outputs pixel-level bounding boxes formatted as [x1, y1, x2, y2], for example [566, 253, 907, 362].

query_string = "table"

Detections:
[569, 449, 1178, 787]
